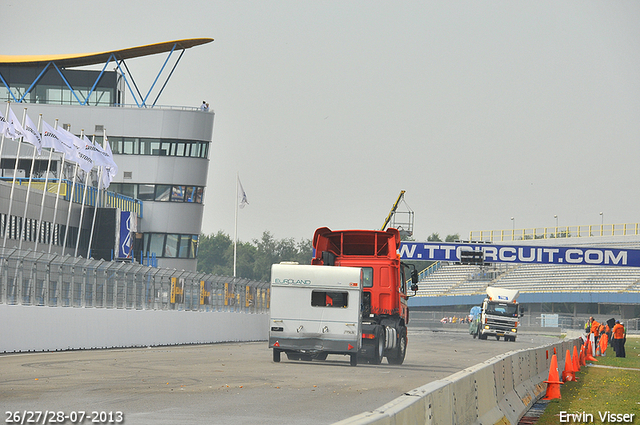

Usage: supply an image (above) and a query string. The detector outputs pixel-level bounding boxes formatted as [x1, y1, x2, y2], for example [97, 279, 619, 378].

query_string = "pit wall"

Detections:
[335, 337, 581, 425]
[0, 304, 269, 353]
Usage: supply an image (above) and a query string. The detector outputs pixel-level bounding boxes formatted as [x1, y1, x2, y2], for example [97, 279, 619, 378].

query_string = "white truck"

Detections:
[473, 287, 522, 342]
[269, 263, 363, 366]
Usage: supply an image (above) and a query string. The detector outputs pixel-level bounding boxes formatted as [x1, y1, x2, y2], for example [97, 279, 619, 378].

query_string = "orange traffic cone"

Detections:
[600, 334, 608, 356]
[585, 339, 598, 362]
[573, 345, 580, 373]
[543, 354, 563, 400]
[562, 349, 576, 382]
[579, 345, 586, 366]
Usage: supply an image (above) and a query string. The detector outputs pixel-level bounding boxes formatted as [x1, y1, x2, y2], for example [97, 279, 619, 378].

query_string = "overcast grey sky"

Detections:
[5, 1, 640, 243]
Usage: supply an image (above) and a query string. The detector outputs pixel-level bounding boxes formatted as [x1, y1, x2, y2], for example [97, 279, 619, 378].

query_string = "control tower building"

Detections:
[0, 38, 214, 271]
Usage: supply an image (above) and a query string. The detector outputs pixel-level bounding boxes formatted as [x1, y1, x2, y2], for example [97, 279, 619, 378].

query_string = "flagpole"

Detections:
[0, 102, 10, 176]
[48, 120, 65, 254]
[3, 107, 27, 249]
[87, 129, 107, 259]
[34, 127, 57, 253]
[74, 131, 91, 257]
[87, 165, 102, 259]
[233, 173, 238, 277]
[62, 161, 79, 254]
[18, 114, 42, 250]
[0, 102, 9, 255]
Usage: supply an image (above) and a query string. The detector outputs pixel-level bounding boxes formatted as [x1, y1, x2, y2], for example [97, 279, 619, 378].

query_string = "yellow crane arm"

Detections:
[381, 190, 406, 231]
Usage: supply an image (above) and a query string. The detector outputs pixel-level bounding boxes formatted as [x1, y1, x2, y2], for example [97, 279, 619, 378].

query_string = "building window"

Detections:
[108, 184, 204, 204]
[155, 185, 171, 202]
[138, 184, 155, 201]
[143, 233, 199, 259]
[147, 234, 165, 256]
[165, 234, 179, 257]
[178, 235, 191, 258]
[171, 186, 185, 202]
[108, 137, 209, 159]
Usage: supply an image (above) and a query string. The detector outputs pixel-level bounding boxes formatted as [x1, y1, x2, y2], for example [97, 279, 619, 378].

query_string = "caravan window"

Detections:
[311, 291, 348, 308]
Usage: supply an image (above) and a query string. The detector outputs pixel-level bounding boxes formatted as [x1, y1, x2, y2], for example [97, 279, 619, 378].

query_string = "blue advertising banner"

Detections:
[399, 242, 640, 267]
[118, 211, 134, 259]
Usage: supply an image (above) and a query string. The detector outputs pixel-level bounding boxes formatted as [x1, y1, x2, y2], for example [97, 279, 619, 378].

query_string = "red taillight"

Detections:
[362, 333, 375, 339]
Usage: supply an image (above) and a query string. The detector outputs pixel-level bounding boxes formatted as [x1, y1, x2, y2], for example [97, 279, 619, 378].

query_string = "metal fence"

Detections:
[469, 222, 640, 242]
[0, 248, 270, 313]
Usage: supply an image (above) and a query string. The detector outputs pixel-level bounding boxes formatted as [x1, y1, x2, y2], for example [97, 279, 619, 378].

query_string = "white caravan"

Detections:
[269, 263, 363, 366]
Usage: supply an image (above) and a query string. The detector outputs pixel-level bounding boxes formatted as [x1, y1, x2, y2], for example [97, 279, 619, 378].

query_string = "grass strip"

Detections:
[537, 336, 640, 425]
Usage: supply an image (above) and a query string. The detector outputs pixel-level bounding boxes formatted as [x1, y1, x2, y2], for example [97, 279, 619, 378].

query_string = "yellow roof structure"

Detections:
[0, 38, 213, 68]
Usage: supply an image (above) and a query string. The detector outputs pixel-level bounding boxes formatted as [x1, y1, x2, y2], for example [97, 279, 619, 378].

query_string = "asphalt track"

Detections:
[1, 324, 559, 425]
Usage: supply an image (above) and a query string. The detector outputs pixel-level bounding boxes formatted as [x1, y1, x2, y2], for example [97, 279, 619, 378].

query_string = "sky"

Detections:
[4, 1, 640, 244]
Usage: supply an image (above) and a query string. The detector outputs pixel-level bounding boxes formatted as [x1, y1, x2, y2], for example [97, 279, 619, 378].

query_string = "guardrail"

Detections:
[335, 337, 582, 425]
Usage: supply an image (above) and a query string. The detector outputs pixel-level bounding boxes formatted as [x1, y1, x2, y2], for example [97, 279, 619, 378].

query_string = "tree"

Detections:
[197, 230, 313, 281]
[197, 231, 233, 276]
[445, 234, 460, 242]
[427, 233, 442, 242]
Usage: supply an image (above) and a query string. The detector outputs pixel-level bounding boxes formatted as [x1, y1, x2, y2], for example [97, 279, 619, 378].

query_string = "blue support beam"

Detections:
[152, 49, 185, 107]
[51, 62, 84, 105]
[141, 42, 176, 107]
[18, 62, 52, 103]
[0, 71, 19, 102]
[3, 47, 186, 108]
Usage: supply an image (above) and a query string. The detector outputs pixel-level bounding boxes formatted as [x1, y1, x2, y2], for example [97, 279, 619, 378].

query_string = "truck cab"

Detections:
[311, 227, 418, 364]
[476, 287, 522, 341]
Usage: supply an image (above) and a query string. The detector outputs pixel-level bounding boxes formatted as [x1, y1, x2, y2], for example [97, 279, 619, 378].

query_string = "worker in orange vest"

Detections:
[612, 320, 626, 358]
[591, 318, 601, 340]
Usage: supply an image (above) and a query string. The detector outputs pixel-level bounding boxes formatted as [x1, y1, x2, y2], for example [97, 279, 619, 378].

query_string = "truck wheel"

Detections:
[495, 335, 500, 341]
[273, 349, 281, 363]
[350, 353, 358, 367]
[370, 326, 385, 365]
[479, 332, 487, 340]
[387, 327, 407, 365]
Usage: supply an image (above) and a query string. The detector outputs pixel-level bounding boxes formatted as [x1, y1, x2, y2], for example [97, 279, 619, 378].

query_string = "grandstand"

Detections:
[413, 262, 640, 297]
[408, 230, 640, 322]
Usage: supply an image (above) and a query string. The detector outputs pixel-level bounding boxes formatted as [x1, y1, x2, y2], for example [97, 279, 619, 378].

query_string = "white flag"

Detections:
[238, 176, 249, 209]
[83, 135, 116, 169]
[41, 120, 76, 161]
[101, 135, 117, 189]
[7, 108, 25, 140]
[23, 113, 43, 155]
[0, 108, 7, 135]
[57, 127, 94, 173]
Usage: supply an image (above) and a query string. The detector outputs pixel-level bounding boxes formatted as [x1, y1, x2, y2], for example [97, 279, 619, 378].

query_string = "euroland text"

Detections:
[559, 411, 636, 423]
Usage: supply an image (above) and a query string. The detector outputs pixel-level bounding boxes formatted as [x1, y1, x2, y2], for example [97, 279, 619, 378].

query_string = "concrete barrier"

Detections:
[334, 337, 582, 425]
[0, 304, 269, 353]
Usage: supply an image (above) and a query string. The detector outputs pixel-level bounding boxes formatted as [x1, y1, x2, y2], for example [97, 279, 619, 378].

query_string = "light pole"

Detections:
[600, 212, 604, 236]
[554, 215, 558, 228]
[511, 217, 515, 239]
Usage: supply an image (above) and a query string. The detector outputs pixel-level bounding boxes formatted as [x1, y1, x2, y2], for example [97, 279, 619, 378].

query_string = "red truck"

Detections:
[311, 227, 418, 365]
